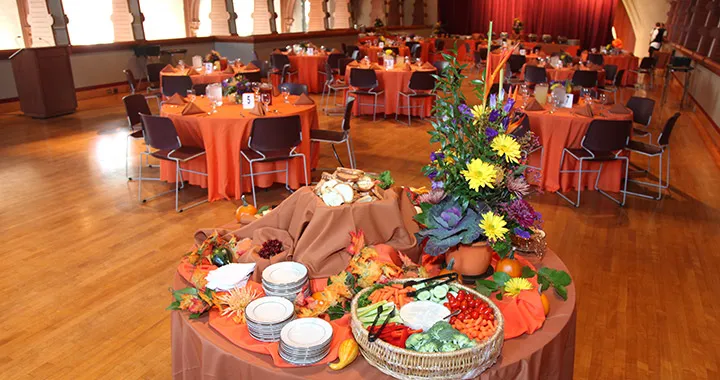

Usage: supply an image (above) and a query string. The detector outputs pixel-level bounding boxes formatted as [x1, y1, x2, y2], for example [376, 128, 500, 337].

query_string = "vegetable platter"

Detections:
[350, 277, 504, 379]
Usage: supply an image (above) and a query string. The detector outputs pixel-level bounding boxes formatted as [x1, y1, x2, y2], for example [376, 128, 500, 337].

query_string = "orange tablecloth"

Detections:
[161, 70, 234, 89]
[602, 54, 638, 86]
[517, 65, 606, 85]
[269, 54, 328, 94]
[344, 67, 435, 117]
[524, 104, 633, 192]
[521, 42, 580, 57]
[358, 46, 410, 63]
[158, 96, 320, 201]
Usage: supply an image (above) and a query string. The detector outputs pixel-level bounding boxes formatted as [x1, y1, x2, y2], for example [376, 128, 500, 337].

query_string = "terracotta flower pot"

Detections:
[445, 241, 493, 277]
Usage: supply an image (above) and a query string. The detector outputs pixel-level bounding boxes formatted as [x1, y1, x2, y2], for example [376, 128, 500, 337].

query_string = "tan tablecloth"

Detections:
[171, 248, 576, 380]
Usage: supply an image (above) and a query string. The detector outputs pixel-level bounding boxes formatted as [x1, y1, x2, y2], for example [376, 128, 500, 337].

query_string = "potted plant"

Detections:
[414, 47, 543, 279]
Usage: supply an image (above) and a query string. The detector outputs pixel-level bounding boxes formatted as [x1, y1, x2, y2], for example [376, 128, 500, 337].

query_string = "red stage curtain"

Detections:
[439, 0, 618, 50]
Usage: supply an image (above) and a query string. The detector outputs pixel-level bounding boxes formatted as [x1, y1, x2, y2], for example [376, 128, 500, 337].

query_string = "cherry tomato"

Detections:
[471, 310, 480, 319]
[447, 294, 455, 302]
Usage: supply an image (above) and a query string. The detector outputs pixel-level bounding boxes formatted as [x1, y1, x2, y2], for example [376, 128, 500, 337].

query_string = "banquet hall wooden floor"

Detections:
[1, 76, 719, 380]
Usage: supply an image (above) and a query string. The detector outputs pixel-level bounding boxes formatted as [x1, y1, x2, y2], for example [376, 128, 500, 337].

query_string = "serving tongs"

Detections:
[403, 272, 459, 298]
[367, 304, 397, 343]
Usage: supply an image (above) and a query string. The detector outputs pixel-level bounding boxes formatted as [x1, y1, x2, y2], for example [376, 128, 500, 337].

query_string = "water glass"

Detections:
[599, 93, 608, 106]
[282, 88, 290, 103]
[534, 83, 549, 105]
[186, 89, 196, 102]
[261, 93, 271, 111]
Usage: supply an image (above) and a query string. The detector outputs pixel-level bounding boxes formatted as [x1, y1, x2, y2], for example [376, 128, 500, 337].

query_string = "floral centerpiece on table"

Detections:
[511, 18, 524, 36]
[431, 21, 443, 37]
[205, 50, 222, 63]
[414, 45, 542, 278]
[222, 74, 250, 104]
[558, 52, 574, 66]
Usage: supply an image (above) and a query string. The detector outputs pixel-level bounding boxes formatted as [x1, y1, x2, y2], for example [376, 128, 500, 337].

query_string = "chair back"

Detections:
[669, 56, 692, 69]
[408, 71, 437, 91]
[279, 82, 309, 95]
[249, 115, 302, 153]
[270, 54, 291, 71]
[124, 69, 138, 93]
[603, 64, 618, 82]
[658, 112, 681, 146]
[250, 59, 268, 78]
[571, 70, 598, 88]
[473, 51, 485, 65]
[341, 43, 347, 54]
[338, 57, 354, 76]
[327, 53, 344, 70]
[140, 114, 182, 151]
[588, 53, 604, 65]
[146, 63, 166, 84]
[349, 68, 378, 89]
[433, 61, 451, 76]
[242, 70, 263, 83]
[324, 62, 335, 83]
[525, 66, 547, 84]
[614, 69, 625, 86]
[434, 39, 445, 51]
[123, 94, 151, 128]
[192, 83, 206, 96]
[582, 119, 631, 153]
[411, 44, 422, 59]
[341, 98, 356, 132]
[346, 45, 359, 57]
[476, 47, 488, 59]
[639, 56, 657, 69]
[161, 75, 193, 97]
[508, 55, 526, 74]
[626, 96, 655, 127]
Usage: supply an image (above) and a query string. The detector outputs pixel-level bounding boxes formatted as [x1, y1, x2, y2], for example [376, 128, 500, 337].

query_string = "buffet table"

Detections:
[524, 103, 633, 192]
[158, 97, 320, 201]
[344, 67, 436, 117]
[171, 248, 576, 380]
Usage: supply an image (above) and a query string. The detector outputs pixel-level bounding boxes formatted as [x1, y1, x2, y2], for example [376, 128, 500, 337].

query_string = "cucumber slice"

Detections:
[432, 284, 449, 299]
[416, 290, 431, 301]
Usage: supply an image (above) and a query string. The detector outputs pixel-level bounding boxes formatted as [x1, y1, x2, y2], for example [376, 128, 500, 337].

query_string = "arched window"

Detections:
[139, 0, 186, 40]
[0, 0, 25, 49]
[62, 0, 114, 45]
[234, 0, 254, 36]
[197, 0, 212, 37]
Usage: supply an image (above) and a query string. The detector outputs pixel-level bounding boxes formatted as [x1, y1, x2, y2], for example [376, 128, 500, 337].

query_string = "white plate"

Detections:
[262, 262, 308, 285]
[245, 296, 295, 324]
[399, 301, 451, 332]
[280, 318, 333, 349]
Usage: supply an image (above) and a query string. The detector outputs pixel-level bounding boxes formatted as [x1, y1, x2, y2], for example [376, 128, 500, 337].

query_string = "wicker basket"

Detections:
[350, 280, 504, 379]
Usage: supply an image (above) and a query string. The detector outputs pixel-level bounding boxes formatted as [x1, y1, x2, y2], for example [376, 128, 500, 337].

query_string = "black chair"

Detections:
[311, 98, 357, 168]
[396, 71, 437, 126]
[146, 63, 166, 92]
[476, 47, 488, 58]
[557, 119, 632, 207]
[571, 70, 598, 89]
[269, 54, 297, 84]
[338, 57, 355, 76]
[191, 84, 206, 96]
[624, 112, 680, 200]
[433, 61, 451, 77]
[510, 114, 543, 175]
[626, 96, 655, 142]
[240, 115, 309, 207]
[346, 45, 360, 58]
[630, 56, 657, 89]
[603, 64, 618, 85]
[348, 68, 384, 121]
[250, 59, 270, 80]
[124, 69, 161, 108]
[508, 55, 527, 83]
[138, 114, 208, 212]
[122, 94, 161, 181]
[241, 70, 263, 83]
[524, 66, 548, 84]
[161, 75, 193, 98]
[411, 44, 422, 60]
[326, 53, 344, 73]
[588, 53, 604, 65]
[321, 62, 348, 115]
[279, 82, 309, 96]
[472, 51, 486, 75]
[599, 69, 625, 104]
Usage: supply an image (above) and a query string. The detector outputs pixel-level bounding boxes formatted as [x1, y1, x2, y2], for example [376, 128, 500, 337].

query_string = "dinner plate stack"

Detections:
[279, 318, 334, 365]
[262, 262, 311, 302]
[245, 296, 296, 342]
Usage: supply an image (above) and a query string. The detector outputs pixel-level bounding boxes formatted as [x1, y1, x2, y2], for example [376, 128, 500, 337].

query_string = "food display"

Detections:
[314, 168, 384, 206]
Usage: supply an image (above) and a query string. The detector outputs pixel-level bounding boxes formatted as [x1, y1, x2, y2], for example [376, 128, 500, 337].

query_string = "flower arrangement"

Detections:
[558, 52, 574, 66]
[611, 38, 623, 49]
[512, 18, 524, 34]
[374, 18, 385, 28]
[431, 21, 443, 37]
[205, 50, 222, 63]
[222, 74, 250, 104]
[415, 47, 542, 258]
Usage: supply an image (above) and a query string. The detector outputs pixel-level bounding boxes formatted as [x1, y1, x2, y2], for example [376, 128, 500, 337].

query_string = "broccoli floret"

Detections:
[452, 333, 472, 346]
[417, 341, 439, 353]
[439, 341, 459, 352]
[405, 333, 425, 349]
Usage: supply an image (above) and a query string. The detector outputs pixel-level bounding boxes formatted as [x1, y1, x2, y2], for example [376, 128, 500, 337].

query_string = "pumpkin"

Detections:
[495, 257, 522, 278]
[235, 195, 257, 222]
[439, 258, 463, 283]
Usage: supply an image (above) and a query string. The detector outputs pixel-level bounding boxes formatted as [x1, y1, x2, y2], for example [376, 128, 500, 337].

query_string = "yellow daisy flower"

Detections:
[461, 159, 497, 190]
[479, 211, 509, 242]
[471, 105, 485, 121]
[504, 278, 534, 298]
[491, 134, 522, 164]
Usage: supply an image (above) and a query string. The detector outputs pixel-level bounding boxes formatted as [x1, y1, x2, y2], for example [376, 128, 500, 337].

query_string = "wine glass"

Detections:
[261, 93, 271, 112]
[520, 84, 530, 109]
[186, 89, 196, 103]
[548, 93, 557, 114]
[252, 82, 260, 96]
[598, 93, 608, 111]
[178, 60, 185, 72]
[281, 87, 290, 103]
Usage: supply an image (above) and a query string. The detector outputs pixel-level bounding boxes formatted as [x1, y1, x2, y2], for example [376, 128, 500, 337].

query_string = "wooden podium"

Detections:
[10, 46, 77, 118]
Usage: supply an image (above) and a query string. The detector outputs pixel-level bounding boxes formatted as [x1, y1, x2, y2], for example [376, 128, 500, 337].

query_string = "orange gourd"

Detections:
[540, 292, 550, 315]
[235, 195, 257, 222]
[495, 258, 522, 278]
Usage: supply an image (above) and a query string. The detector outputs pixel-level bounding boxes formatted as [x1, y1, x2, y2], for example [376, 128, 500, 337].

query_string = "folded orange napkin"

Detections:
[525, 99, 544, 111]
[188, 69, 200, 76]
[609, 103, 631, 114]
[575, 104, 594, 117]
[245, 62, 259, 70]
[347, 61, 360, 67]
[166, 93, 187, 105]
[370, 63, 383, 70]
[181, 102, 206, 115]
[250, 102, 266, 116]
[223, 66, 234, 74]
[161, 64, 176, 73]
[294, 93, 315, 105]
[421, 62, 435, 70]
[234, 60, 244, 67]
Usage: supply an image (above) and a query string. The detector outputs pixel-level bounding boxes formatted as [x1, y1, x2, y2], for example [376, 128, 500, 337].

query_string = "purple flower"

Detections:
[513, 227, 531, 239]
[458, 103, 473, 117]
[430, 152, 445, 162]
[221, 80, 229, 88]
[501, 199, 542, 229]
[488, 109, 501, 122]
[428, 169, 438, 180]
[489, 94, 497, 109]
[431, 181, 444, 190]
[440, 207, 462, 227]
[503, 98, 516, 113]
[485, 127, 498, 140]
[501, 116, 510, 129]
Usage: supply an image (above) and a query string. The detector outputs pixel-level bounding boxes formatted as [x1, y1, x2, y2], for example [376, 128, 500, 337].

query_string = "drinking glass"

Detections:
[252, 82, 261, 96]
[261, 93, 271, 111]
[534, 83, 549, 105]
[520, 84, 530, 109]
[282, 88, 290, 103]
[186, 89, 196, 102]
[548, 93, 557, 114]
[178, 60, 185, 72]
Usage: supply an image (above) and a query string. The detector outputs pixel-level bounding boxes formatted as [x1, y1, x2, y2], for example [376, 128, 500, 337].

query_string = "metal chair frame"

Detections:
[122, 94, 160, 182]
[395, 72, 437, 126]
[347, 69, 385, 122]
[320, 62, 349, 115]
[311, 98, 357, 169]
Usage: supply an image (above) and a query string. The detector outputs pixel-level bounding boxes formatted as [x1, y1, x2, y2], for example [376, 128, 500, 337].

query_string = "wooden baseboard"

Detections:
[671, 72, 720, 135]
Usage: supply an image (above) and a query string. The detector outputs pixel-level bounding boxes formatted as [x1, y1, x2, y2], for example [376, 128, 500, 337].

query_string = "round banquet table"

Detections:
[171, 248, 576, 380]
[518, 65, 606, 84]
[161, 70, 234, 90]
[524, 103, 633, 192]
[358, 46, 411, 63]
[344, 67, 436, 117]
[268, 54, 329, 94]
[158, 96, 320, 202]
[601, 54, 638, 86]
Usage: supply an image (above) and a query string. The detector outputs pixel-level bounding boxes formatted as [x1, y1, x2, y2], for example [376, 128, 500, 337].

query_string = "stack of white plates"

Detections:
[279, 318, 334, 365]
[245, 296, 296, 342]
[262, 262, 311, 302]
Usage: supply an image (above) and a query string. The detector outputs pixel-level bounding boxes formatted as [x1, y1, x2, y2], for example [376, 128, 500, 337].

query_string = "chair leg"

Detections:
[575, 159, 583, 207]
[556, 151, 581, 207]
[300, 154, 309, 186]
[175, 161, 180, 212]
[597, 159, 627, 206]
[373, 94, 377, 122]
[284, 160, 291, 193]
[249, 160, 257, 208]
[408, 97, 412, 126]
[126, 135, 131, 180]
[395, 92, 400, 122]
[138, 152, 143, 202]
[348, 136, 357, 169]
[346, 140, 354, 169]
[330, 144, 345, 167]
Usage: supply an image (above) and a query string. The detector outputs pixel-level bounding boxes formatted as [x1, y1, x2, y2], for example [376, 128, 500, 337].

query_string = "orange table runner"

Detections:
[158, 96, 320, 201]
[344, 67, 435, 117]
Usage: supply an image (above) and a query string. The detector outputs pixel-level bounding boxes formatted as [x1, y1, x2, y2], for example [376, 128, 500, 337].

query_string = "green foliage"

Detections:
[522, 267, 572, 300]
[371, 170, 395, 190]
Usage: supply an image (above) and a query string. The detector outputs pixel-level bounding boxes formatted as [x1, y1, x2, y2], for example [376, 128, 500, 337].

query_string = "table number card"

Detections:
[204, 62, 213, 74]
[562, 94, 574, 108]
[307, 47, 314, 55]
[378, 42, 384, 49]
[519, 49, 527, 56]
[242, 93, 255, 109]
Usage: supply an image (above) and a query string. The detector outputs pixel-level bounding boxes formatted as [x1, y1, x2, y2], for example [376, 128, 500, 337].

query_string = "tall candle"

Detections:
[483, 21, 493, 107]
[499, 68, 504, 102]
